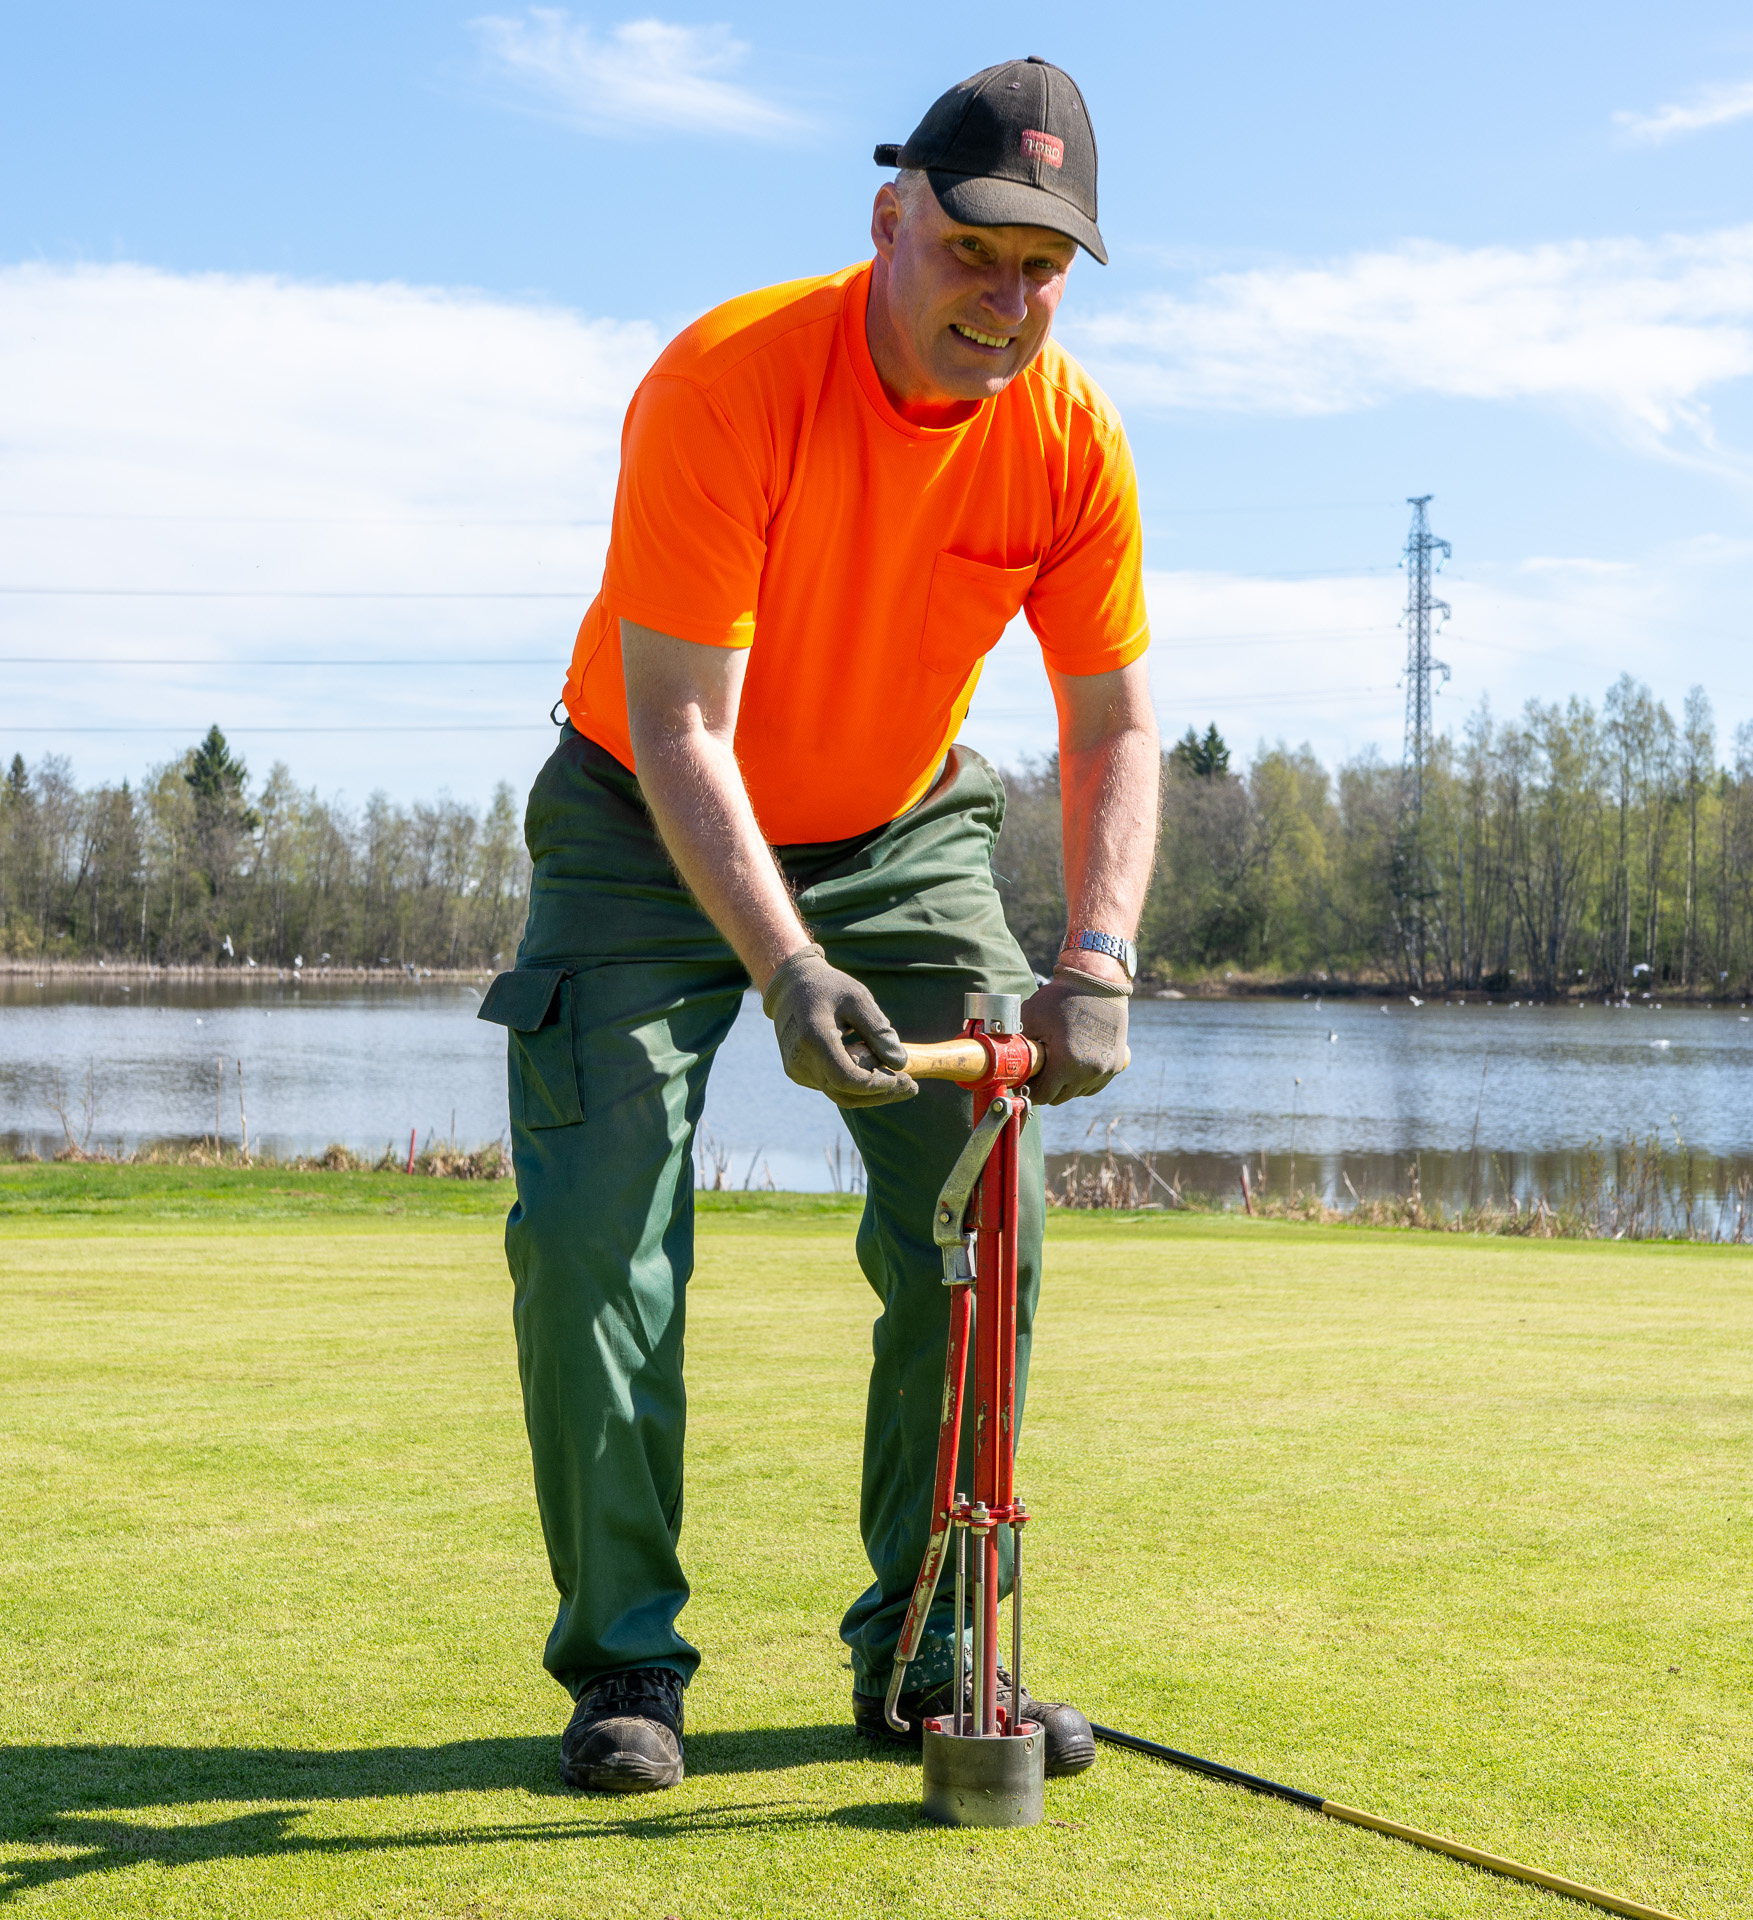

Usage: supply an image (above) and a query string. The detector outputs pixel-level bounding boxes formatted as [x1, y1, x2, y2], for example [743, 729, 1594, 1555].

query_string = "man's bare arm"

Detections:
[1049, 656, 1160, 980]
[1015, 656, 1157, 1105]
[620, 619, 812, 991]
[620, 618, 915, 1105]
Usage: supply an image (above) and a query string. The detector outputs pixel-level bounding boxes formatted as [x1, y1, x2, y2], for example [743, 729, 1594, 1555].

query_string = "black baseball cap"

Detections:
[874, 57, 1106, 266]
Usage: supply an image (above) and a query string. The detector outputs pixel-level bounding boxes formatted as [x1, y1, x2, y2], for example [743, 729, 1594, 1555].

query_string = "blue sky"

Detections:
[5, 2, 1753, 803]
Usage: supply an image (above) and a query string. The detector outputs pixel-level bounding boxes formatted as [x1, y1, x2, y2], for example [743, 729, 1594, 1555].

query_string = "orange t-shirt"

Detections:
[562, 260, 1149, 845]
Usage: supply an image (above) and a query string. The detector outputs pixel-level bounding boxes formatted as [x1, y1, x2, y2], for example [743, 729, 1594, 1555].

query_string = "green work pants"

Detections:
[488, 726, 1042, 1702]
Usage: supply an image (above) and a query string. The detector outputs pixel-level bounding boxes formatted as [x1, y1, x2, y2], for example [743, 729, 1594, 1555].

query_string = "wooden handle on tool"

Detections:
[847, 1037, 1130, 1080]
[897, 1037, 1044, 1080]
[844, 1036, 1042, 1080]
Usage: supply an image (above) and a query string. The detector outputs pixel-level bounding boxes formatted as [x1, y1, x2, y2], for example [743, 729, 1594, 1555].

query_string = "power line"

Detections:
[1143, 501, 1405, 517]
[0, 503, 1406, 524]
[2, 724, 556, 735]
[10, 682, 1408, 737]
[0, 629, 1556, 668]
[1141, 563, 1401, 580]
[1, 573, 1406, 597]
[1157, 630, 1536, 656]
[974, 684, 1401, 715]
[0, 630, 1398, 666]
[0, 509, 607, 526]
[0, 656, 565, 667]
[3, 628, 1563, 669]
[0, 587, 589, 600]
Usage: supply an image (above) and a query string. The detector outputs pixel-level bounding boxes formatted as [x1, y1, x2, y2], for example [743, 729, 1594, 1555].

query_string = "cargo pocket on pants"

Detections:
[477, 967, 584, 1129]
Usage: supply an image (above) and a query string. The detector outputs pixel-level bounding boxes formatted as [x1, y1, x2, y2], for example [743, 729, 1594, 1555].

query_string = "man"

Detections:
[480, 56, 1158, 1795]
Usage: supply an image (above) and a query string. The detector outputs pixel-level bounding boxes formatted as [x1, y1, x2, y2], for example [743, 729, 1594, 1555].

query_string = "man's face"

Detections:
[869, 182, 1077, 407]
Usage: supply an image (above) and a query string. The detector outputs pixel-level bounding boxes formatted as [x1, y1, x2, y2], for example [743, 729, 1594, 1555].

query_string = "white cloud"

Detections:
[960, 557, 1753, 774]
[7, 262, 1751, 806]
[0, 263, 657, 797]
[0, 262, 654, 525]
[1616, 77, 1753, 145]
[472, 9, 800, 139]
[1071, 226, 1753, 448]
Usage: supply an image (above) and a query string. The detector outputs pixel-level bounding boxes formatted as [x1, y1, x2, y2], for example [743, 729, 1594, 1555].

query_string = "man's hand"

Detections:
[1022, 964, 1129, 1105]
[762, 946, 919, 1108]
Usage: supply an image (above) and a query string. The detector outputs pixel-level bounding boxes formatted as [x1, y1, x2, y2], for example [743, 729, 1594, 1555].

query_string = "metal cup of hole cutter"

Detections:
[963, 991, 1022, 1034]
[921, 1723, 1046, 1828]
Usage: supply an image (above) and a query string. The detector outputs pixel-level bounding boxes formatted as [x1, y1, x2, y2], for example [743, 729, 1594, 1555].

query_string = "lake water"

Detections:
[2, 978, 1749, 1212]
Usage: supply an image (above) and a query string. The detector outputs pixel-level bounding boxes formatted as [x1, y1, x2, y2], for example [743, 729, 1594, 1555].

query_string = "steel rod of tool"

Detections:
[952, 1496, 966, 1739]
[995, 1099, 1020, 1730]
[1009, 1516, 1023, 1734]
[1090, 1726, 1683, 1920]
[970, 1508, 986, 1735]
[882, 1278, 973, 1731]
[971, 1079, 1013, 1738]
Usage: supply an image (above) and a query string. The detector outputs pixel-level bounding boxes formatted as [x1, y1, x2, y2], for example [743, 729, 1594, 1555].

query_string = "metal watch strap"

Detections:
[1062, 928, 1137, 979]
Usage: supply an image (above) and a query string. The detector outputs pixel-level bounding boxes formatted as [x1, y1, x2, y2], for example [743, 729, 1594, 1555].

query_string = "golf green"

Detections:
[0, 1191, 1745, 1917]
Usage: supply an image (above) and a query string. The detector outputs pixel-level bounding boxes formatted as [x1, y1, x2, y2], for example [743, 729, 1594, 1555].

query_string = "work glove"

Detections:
[762, 944, 919, 1109]
[1021, 963, 1130, 1106]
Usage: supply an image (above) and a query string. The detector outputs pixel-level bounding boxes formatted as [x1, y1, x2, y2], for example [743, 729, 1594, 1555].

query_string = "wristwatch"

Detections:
[1061, 928, 1138, 981]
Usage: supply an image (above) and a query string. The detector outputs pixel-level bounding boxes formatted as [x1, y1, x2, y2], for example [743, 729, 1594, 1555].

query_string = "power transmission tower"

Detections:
[1400, 495, 1451, 815]
[1395, 496, 1450, 987]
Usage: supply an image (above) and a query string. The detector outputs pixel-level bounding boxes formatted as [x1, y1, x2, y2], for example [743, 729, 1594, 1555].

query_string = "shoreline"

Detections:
[0, 960, 495, 983]
[5, 959, 1742, 1005]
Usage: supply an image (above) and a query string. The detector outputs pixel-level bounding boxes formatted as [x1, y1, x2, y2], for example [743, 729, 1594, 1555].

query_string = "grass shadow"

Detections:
[1, 1726, 885, 1818]
[0, 1727, 922, 1900]
[1, 1798, 926, 1905]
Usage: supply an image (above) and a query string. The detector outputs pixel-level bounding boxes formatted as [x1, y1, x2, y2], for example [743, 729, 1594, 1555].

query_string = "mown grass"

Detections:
[0, 1180, 1746, 1917]
[0, 1162, 862, 1226]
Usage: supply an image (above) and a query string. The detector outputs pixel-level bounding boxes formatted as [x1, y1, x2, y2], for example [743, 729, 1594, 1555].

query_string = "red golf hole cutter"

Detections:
[880, 991, 1047, 1828]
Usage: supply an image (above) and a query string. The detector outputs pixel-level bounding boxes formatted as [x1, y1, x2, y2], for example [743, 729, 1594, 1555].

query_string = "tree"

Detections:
[0, 738, 533, 967]
[1502, 698, 1600, 994]
[183, 725, 260, 954]
[990, 755, 1066, 978]
[1681, 686, 1714, 987]
[1169, 723, 1230, 781]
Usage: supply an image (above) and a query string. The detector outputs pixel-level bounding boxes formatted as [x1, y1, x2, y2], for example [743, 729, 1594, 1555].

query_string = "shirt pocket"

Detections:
[918, 551, 1039, 678]
[477, 967, 584, 1130]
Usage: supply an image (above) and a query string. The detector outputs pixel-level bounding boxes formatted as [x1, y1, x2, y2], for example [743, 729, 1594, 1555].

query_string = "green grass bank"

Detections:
[1, 1179, 1747, 1917]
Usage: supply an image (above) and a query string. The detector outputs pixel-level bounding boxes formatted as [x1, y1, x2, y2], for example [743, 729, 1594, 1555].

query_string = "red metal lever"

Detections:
[883, 997, 1034, 1745]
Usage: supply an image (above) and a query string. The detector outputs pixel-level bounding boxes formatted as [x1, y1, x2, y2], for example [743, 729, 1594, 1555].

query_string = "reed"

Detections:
[1048, 1132, 1753, 1242]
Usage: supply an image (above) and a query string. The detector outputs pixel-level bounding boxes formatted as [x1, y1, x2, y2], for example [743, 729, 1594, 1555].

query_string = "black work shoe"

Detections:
[1005, 1674, 1097, 1777]
[852, 1678, 955, 1749]
[561, 1667, 685, 1793]
[853, 1664, 1096, 1778]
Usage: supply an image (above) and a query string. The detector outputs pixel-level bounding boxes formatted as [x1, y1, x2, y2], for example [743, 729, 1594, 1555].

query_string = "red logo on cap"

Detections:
[1020, 129, 1064, 169]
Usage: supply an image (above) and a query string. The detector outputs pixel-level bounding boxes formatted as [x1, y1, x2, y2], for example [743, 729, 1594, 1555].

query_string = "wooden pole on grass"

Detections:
[1092, 1725, 1682, 1920]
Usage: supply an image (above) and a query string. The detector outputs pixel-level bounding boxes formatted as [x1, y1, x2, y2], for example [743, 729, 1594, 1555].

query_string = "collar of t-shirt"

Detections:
[843, 264, 992, 440]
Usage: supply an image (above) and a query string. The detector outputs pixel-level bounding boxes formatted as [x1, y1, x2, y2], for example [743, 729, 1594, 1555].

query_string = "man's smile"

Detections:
[950, 322, 1014, 352]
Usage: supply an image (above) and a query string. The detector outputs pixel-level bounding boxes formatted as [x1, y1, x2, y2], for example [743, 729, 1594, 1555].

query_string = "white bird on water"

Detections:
[1328, 1030, 1338, 1043]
